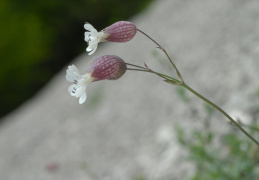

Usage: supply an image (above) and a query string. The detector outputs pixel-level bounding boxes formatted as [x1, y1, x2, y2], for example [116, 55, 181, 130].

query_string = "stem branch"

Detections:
[136, 28, 259, 145]
[137, 29, 184, 82]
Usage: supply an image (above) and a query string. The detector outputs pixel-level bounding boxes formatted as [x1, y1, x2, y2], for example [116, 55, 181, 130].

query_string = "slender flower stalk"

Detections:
[136, 29, 184, 82]
[135, 28, 259, 146]
[126, 63, 181, 84]
[182, 83, 259, 146]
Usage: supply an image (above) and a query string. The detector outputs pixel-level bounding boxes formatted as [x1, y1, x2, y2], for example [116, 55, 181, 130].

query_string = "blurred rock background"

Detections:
[1, 0, 259, 180]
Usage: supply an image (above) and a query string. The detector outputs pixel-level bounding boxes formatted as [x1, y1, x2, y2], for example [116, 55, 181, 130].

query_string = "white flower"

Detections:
[84, 23, 109, 55]
[84, 21, 137, 55]
[66, 65, 94, 104]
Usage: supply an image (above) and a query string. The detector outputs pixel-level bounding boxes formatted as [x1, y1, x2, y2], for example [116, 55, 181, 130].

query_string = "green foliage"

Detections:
[0, 0, 153, 118]
[173, 81, 259, 179]
[175, 124, 259, 180]
[134, 176, 146, 180]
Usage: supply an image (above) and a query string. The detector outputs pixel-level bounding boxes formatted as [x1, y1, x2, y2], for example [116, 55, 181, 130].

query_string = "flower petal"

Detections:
[79, 91, 87, 104]
[84, 32, 91, 42]
[66, 65, 81, 82]
[84, 23, 94, 31]
[75, 85, 86, 98]
[88, 45, 98, 55]
[86, 44, 98, 55]
[66, 74, 77, 82]
[68, 65, 80, 75]
[86, 46, 93, 52]
[68, 84, 77, 95]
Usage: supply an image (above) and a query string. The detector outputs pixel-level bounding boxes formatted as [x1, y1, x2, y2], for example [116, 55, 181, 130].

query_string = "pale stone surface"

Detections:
[1, 0, 259, 179]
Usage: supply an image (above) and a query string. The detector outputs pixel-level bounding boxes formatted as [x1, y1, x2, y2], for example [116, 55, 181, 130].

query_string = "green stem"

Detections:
[126, 68, 148, 72]
[137, 29, 184, 82]
[182, 83, 259, 146]
[126, 64, 181, 83]
[149, 70, 181, 83]
[126, 63, 146, 69]
[136, 29, 258, 145]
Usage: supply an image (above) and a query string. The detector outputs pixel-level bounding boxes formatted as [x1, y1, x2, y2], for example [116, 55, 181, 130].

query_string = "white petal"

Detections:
[68, 84, 77, 95]
[75, 86, 86, 98]
[68, 64, 80, 75]
[89, 36, 97, 41]
[66, 74, 77, 82]
[86, 46, 93, 52]
[66, 65, 81, 82]
[66, 68, 73, 75]
[79, 91, 87, 104]
[84, 32, 91, 42]
[87, 41, 98, 53]
[84, 23, 94, 31]
[84, 23, 98, 34]
[84, 32, 91, 36]
[88, 46, 97, 55]
[66, 69, 80, 79]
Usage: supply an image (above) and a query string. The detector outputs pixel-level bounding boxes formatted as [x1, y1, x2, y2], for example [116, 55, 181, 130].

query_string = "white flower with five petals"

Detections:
[84, 23, 109, 55]
[66, 65, 94, 104]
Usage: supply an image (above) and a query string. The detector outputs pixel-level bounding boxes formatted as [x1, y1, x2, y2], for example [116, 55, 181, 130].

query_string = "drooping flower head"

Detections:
[84, 21, 137, 55]
[103, 21, 137, 43]
[66, 55, 127, 104]
[87, 55, 127, 81]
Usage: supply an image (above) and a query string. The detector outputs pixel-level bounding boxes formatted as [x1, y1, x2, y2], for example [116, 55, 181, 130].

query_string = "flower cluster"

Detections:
[66, 21, 137, 104]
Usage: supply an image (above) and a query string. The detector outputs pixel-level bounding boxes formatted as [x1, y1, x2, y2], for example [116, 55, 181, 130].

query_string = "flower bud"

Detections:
[88, 55, 127, 81]
[104, 21, 137, 43]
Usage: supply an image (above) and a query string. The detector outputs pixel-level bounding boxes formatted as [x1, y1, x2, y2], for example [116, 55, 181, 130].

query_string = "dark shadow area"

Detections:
[0, 0, 153, 118]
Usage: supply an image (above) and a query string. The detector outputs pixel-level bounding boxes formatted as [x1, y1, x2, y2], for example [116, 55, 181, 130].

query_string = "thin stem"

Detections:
[135, 29, 258, 145]
[149, 70, 181, 84]
[137, 29, 161, 47]
[126, 68, 148, 72]
[137, 29, 184, 82]
[126, 66, 181, 83]
[126, 63, 147, 69]
[182, 82, 259, 146]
